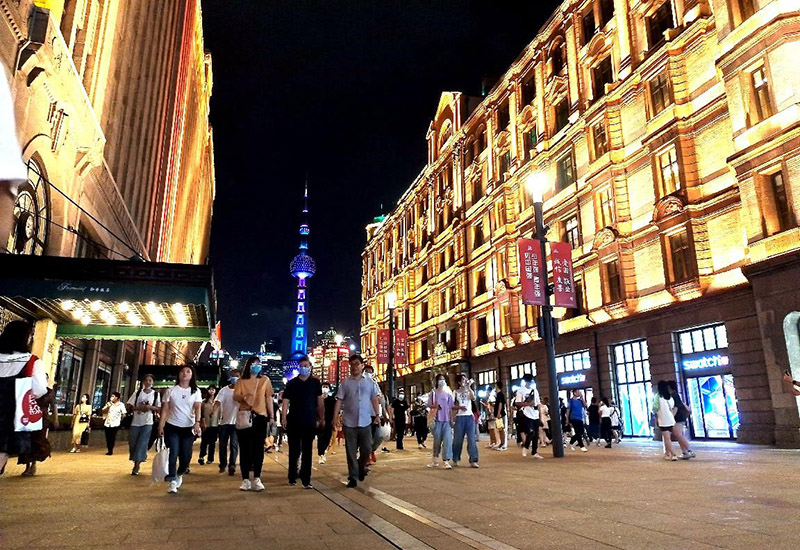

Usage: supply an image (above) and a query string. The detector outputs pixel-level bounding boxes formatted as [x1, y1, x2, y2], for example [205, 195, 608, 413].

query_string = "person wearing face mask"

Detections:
[126, 374, 161, 475]
[212, 368, 240, 475]
[513, 374, 543, 459]
[427, 373, 454, 468]
[282, 356, 324, 488]
[233, 358, 274, 492]
[390, 389, 410, 450]
[451, 374, 480, 468]
[317, 383, 337, 464]
[102, 392, 127, 455]
[70, 393, 92, 453]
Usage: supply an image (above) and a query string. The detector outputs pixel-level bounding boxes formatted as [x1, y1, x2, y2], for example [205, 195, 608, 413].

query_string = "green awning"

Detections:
[0, 254, 216, 342]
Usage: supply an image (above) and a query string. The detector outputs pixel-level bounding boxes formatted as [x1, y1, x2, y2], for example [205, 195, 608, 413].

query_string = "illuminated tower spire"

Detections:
[288, 181, 315, 369]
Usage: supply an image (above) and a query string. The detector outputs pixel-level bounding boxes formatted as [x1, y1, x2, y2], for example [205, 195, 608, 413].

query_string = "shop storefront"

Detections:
[475, 368, 498, 401]
[556, 349, 593, 404]
[676, 324, 739, 439]
[611, 339, 653, 437]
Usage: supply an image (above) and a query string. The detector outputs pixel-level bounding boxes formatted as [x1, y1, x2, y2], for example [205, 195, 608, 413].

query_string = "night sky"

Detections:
[202, 1, 561, 356]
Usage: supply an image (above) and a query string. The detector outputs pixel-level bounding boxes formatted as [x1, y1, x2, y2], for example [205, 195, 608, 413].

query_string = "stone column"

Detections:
[31, 319, 59, 383]
[110, 341, 126, 396]
[80, 340, 101, 408]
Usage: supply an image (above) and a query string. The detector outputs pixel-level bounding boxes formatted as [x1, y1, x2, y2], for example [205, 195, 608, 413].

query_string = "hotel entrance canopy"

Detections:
[0, 254, 216, 341]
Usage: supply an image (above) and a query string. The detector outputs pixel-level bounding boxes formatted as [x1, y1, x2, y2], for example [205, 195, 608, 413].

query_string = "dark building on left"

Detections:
[0, 0, 216, 412]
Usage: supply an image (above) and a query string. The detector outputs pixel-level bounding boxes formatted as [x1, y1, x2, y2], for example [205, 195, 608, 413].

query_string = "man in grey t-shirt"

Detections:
[333, 355, 380, 488]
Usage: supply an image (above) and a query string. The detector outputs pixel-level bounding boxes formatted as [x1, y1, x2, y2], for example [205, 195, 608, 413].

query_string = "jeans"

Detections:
[431, 420, 453, 461]
[317, 424, 333, 456]
[570, 419, 587, 447]
[237, 414, 268, 480]
[217, 424, 238, 471]
[414, 416, 428, 444]
[164, 423, 195, 481]
[104, 426, 119, 454]
[128, 424, 152, 463]
[199, 426, 219, 462]
[452, 415, 479, 464]
[287, 424, 316, 485]
[343, 425, 372, 481]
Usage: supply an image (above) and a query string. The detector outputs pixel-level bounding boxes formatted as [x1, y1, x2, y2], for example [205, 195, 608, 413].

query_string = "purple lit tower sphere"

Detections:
[286, 184, 315, 378]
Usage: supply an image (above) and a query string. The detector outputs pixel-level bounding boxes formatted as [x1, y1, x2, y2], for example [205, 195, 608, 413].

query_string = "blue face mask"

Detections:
[250, 365, 262, 376]
[228, 376, 239, 385]
[299, 366, 311, 376]
[437, 379, 446, 388]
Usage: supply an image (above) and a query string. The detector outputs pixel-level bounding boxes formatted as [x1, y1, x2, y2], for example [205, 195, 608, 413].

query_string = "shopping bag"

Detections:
[80, 428, 90, 446]
[151, 437, 169, 484]
[14, 356, 43, 432]
[378, 421, 391, 441]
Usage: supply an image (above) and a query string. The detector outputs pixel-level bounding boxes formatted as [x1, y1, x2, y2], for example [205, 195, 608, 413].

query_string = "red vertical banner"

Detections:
[551, 241, 577, 308]
[377, 329, 390, 363]
[394, 330, 408, 364]
[517, 238, 546, 306]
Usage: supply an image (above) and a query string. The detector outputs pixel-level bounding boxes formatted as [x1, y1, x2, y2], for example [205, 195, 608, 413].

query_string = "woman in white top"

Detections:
[654, 380, 678, 461]
[126, 374, 161, 475]
[158, 366, 202, 493]
[598, 398, 614, 448]
[451, 374, 479, 468]
[0, 321, 48, 476]
[538, 398, 552, 448]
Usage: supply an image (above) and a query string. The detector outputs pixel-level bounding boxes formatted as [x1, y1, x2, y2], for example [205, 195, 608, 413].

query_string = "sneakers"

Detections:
[219, 465, 226, 474]
[452, 461, 460, 467]
[580, 447, 588, 452]
[303, 483, 314, 490]
[522, 448, 528, 457]
[421, 443, 427, 449]
[686, 450, 696, 458]
[532, 453, 544, 460]
[289, 480, 297, 486]
[198, 458, 205, 465]
[470, 462, 480, 468]
[486, 443, 497, 449]
[427, 459, 440, 468]
[663, 454, 679, 461]
[418, 444, 424, 450]
[175, 475, 183, 488]
[443, 461, 453, 469]
[381, 447, 391, 453]
[228, 467, 236, 476]
[69, 448, 77, 453]
[346, 478, 357, 488]
[570, 445, 576, 451]
[252, 478, 265, 492]
[605, 444, 612, 449]
[239, 479, 252, 491]
[497, 446, 508, 451]
[168, 480, 179, 494]
[318, 455, 327, 465]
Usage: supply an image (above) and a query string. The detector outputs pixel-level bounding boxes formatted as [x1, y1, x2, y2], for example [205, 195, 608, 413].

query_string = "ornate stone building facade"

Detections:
[1, 0, 215, 411]
[361, 0, 800, 445]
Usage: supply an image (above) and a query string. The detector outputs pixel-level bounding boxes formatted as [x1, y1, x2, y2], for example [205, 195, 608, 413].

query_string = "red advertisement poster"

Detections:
[394, 330, 408, 364]
[377, 329, 390, 363]
[551, 241, 577, 308]
[517, 238, 546, 306]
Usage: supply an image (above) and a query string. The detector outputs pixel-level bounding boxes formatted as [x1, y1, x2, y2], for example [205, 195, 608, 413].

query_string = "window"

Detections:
[737, 0, 757, 24]
[464, 141, 475, 165]
[477, 370, 497, 386]
[598, 187, 615, 227]
[75, 224, 106, 259]
[510, 361, 536, 381]
[678, 324, 728, 355]
[497, 102, 510, 131]
[420, 263, 428, 285]
[647, 2, 674, 50]
[447, 244, 455, 267]
[667, 230, 696, 283]
[649, 71, 672, 117]
[555, 350, 591, 374]
[603, 259, 623, 303]
[473, 222, 485, 249]
[523, 126, 538, 159]
[499, 150, 511, 177]
[592, 56, 614, 100]
[555, 99, 570, 132]
[564, 216, 581, 250]
[612, 340, 653, 437]
[440, 289, 449, 313]
[551, 44, 565, 75]
[750, 66, 773, 125]
[760, 171, 794, 235]
[557, 150, 576, 191]
[599, 0, 615, 26]
[475, 316, 489, 346]
[475, 269, 487, 296]
[521, 74, 536, 106]
[592, 119, 608, 159]
[420, 338, 429, 360]
[582, 11, 596, 46]
[657, 147, 681, 195]
[421, 300, 429, 322]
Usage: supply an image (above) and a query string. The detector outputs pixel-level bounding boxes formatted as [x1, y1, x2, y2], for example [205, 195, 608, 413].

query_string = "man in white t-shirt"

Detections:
[125, 374, 161, 475]
[513, 374, 543, 459]
[212, 369, 239, 475]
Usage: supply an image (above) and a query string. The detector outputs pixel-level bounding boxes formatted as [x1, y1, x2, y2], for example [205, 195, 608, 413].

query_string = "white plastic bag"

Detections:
[151, 437, 169, 484]
[378, 422, 391, 441]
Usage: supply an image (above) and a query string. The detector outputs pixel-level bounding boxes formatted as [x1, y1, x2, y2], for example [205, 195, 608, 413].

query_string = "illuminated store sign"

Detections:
[682, 353, 730, 371]
[559, 373, 587, 386]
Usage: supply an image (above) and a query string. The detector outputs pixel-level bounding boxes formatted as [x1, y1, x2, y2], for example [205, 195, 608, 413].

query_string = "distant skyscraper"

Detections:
[286, 183, 315, 377]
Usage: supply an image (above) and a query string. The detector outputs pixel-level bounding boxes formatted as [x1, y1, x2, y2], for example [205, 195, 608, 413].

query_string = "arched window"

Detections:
[7, 158, 50, 255]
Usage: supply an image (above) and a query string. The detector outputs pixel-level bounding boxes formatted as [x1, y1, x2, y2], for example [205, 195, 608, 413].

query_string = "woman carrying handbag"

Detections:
[71, 394, 92, 452]
[233, 357, 274, 492]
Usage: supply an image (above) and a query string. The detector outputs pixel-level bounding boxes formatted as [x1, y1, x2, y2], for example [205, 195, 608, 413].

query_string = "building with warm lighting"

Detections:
[0, 0, 216, 412]
[361, 0, 800, 446]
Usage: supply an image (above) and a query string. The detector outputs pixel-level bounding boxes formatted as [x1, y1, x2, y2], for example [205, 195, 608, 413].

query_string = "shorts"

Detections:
[487, 420, 497, 430]
[659, 426, 674, 433]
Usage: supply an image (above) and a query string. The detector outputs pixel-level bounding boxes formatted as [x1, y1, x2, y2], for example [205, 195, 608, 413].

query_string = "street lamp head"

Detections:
[334, 334, 343, 346]
[386, 289, 398, 310]
[526, 172, 547, 204]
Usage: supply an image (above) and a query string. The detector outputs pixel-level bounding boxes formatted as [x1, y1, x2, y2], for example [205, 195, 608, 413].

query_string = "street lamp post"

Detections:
[386, 290, 397, 398]
[527, 174, 565, 458]
[334, 333, 343, 389]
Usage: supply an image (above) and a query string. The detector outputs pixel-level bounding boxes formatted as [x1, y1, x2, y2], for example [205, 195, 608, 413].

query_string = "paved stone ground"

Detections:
[2, 434, 799, 549]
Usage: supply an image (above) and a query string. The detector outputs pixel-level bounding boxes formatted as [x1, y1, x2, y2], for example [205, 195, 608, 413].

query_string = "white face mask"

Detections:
[364, 372, 373, 379]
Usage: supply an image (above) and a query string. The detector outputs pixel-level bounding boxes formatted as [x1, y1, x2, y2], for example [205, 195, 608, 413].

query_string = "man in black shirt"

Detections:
[494, 381, 507, 450]
[390, 390, 409, 450]
[317, 383, 337, 464]
[281, 356, 324, 488]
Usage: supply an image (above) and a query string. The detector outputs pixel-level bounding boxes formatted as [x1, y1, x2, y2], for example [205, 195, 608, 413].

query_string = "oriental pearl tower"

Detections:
[286, 183, 316, 378]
